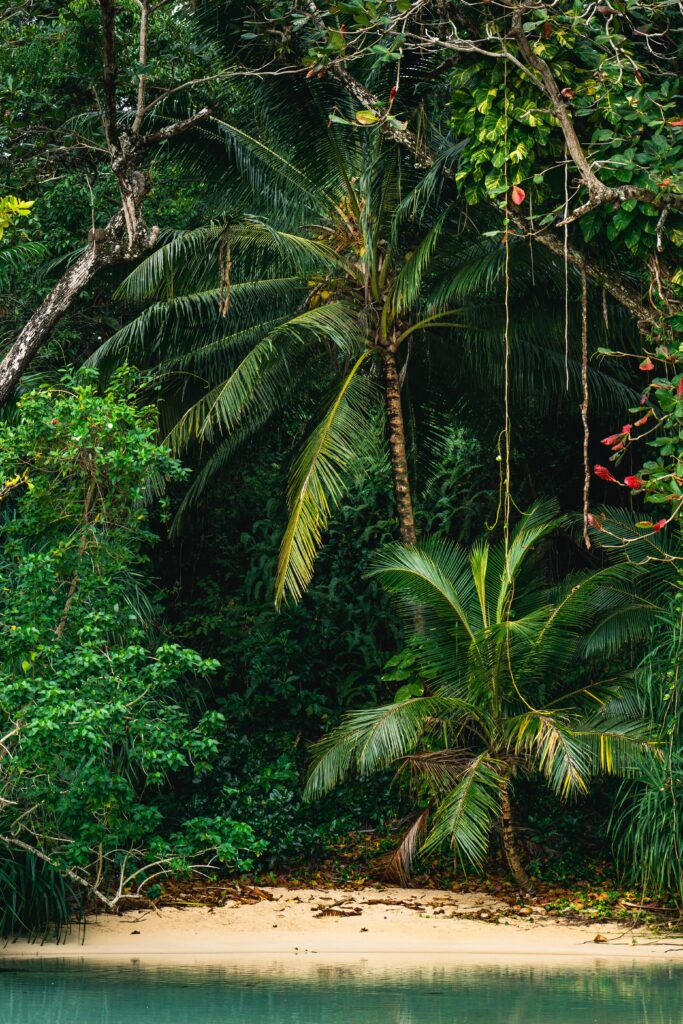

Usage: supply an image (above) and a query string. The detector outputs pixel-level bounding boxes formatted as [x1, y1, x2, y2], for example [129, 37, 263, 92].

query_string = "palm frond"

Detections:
[369, 538, 478, 639]
[512, 712, 592, 798]
[276, 352, 377, 606]
[380, 809, 430, 884]
[304, 695, 450, 798]
[422, 753, 503, 868]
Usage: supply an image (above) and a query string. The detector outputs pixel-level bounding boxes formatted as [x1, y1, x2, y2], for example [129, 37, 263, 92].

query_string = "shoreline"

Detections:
[3, 887, 682, 963]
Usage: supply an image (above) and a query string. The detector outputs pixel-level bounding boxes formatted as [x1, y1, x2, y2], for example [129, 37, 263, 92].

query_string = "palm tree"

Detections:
[305, 500, 658, 890]
[91, 95, 637, 606]
[92, 125, 471, 601]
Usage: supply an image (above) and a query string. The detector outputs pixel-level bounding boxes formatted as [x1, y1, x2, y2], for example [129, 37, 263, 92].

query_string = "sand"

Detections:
[3, 887, 682, 963]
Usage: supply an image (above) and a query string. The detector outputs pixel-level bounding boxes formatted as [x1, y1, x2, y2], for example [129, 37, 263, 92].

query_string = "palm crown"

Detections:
[306, 500, 658, 889]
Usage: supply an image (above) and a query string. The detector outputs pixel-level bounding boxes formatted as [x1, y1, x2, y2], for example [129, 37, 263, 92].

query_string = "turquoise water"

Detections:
[0, 958, 681, 1023]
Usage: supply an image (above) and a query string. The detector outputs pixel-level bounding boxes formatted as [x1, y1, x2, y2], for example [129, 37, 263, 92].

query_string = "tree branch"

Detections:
[131, 0, 150, 135]
[98, 0, 120, 154]
[510, 8, 682, 224]
[0, 833, 118, 910]
[321, 61, 656, 331]
[140, 106, 212, 147]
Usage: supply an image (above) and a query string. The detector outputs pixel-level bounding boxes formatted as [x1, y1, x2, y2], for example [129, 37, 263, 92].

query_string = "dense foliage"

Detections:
[1, 0, 682, 929]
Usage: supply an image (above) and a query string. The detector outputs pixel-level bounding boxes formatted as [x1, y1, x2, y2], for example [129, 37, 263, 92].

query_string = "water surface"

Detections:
[0, 957, 681, 1023]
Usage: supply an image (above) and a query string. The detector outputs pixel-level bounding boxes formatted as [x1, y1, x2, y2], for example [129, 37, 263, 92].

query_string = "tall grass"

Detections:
[611, 603, 683, 902]
[0, 846, 83, 943]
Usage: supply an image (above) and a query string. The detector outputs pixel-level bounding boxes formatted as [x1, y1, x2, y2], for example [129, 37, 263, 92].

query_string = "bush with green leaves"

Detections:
[0, 370, 261, 917]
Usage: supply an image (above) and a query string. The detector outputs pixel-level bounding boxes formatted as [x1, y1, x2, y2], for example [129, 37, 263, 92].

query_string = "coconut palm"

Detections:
[91, 123, 473, 601]
[305, 500, 658, 890]
[91, 90, 637, 607]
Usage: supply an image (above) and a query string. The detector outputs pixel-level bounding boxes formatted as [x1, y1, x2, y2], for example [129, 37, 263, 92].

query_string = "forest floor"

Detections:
[5, 884, 683, 961]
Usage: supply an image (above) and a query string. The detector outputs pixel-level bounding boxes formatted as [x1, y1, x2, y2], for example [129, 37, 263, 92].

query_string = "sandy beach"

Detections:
[3, 886, 681, 962]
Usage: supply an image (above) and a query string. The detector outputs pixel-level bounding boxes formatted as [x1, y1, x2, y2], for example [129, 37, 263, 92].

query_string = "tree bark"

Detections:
[500, 782, 534, 893]
[0, 0, 210, 406]
[0, 247, 102, 404]
[381, 344, 417, 547]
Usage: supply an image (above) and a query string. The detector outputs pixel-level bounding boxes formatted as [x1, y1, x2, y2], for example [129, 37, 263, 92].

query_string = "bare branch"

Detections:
[131, 0, 150, 135]
[98, 0, 120, 153]
[140, 106, 212, 147]
[0, 833, 118, 909]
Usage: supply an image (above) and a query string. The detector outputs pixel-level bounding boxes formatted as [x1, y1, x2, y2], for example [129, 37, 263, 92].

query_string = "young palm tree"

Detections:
[305, 501, 658, 890]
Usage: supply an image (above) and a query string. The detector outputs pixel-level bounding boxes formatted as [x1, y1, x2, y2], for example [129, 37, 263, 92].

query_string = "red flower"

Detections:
[560, 87, 574, 100]
[50, 418, 58, 425]
[601, 433, 622, 446]
[511, 185, 526, 206]
[624, 476, 645, 489]
[653, 519, 668, 532]
[669, 119, 683, 127]
[622, 423, 632, 434]
[634, 411, 651, 426]
[594, 464, 617, 483]
[639, 357, 654, 371]
[659, 178, 672, 188]
[587, 513, 604, 532]
[389, 84, 397, 104]
[677, 378, 683, 398]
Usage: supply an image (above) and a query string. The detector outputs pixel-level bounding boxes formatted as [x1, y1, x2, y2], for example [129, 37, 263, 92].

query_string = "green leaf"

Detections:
[355, 110, 379, 125]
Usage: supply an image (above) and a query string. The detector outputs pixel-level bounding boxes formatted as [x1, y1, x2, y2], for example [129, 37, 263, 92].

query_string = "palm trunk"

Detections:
[500, 783, 534, 892]
[381, 345, 417, 546]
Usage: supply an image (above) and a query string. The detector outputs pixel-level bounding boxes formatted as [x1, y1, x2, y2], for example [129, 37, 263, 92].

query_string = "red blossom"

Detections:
[601, 433, 622, 446]
[389, 84, 397, 104]
[560, 87, 575, 99]
[587, 513, 604, 532]
[621, 423, 632, 434]
[677, 378, 683, 398]
[639, 357, 654, 371]
[511, 185, 526, 205]
[653, 519, 668, 532]
[594, 464, 617, 483]
[624, 476, 645, 489]
[669, 119, 683, 127]
[634, 412, 651, 426]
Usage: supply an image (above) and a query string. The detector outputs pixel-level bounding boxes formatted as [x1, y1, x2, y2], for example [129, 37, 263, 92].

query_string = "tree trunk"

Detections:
[381, 345, 417, 546]
[500, 783, 534, 893]
[0, 247, 106, 404]
[0, 0, 209, 406]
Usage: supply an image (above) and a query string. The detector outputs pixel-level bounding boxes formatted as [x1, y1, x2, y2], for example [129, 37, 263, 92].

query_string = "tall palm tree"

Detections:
[305, 501, 658, 890]
[91, 98, 637, 606]
[92, 125, 471, 602]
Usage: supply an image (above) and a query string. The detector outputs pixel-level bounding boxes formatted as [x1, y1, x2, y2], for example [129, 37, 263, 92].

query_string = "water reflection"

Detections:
[0, 958, 681, 1023]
